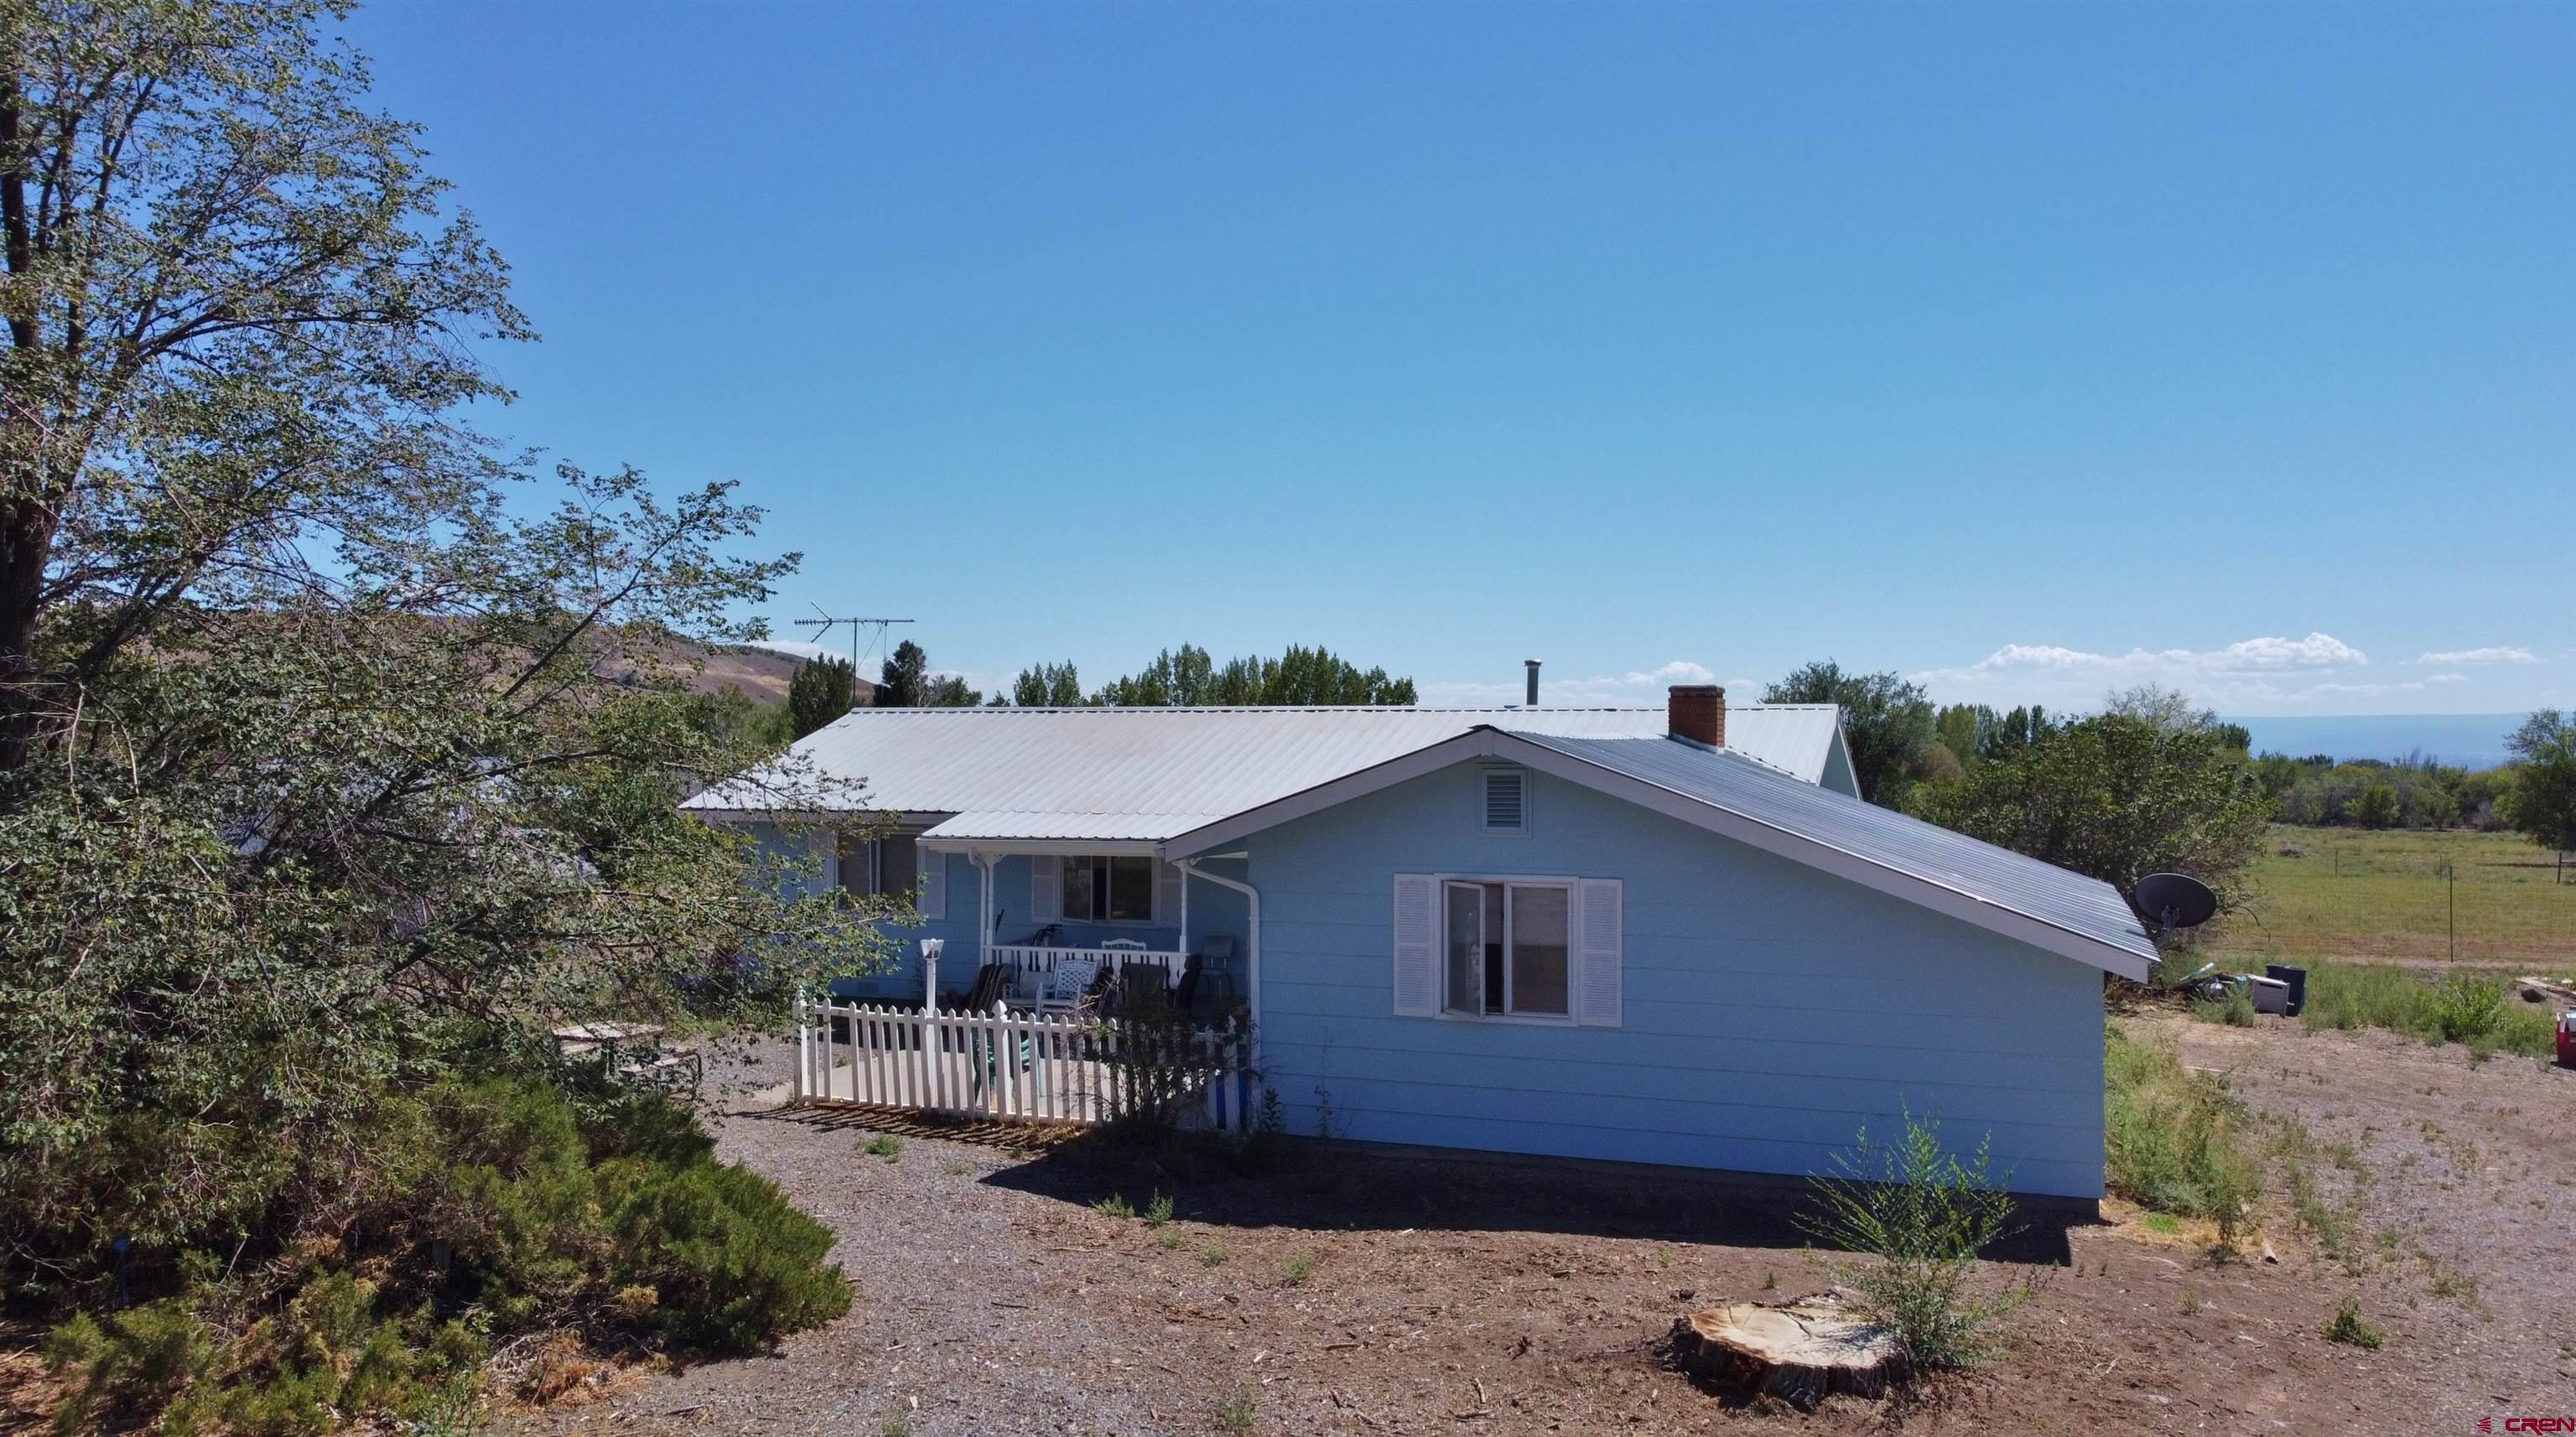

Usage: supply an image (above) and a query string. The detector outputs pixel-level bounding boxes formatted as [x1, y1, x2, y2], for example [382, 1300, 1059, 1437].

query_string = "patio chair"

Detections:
[1036, 955, 1100, 1018]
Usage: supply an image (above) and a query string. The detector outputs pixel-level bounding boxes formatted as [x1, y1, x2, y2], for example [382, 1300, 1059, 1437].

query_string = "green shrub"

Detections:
[44, 1302, 215, 1432]
[2104, 1027, 2262, 1235]
[609, 1158, 851, 1352]
[2299, 961, 2554, 1057]
[2193, 988, 2258, 1027]
[41, 1073, 848, 1431]
[2430, 974, 2506, 1043]
[2323, 1295, 2383, 1348]
[1796, 1111, 2028, 1369]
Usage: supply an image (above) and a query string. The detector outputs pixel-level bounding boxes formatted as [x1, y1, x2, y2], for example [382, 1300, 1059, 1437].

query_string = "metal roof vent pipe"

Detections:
[1669, 685, 1726, 747]
[1524, 659, 1541, 708]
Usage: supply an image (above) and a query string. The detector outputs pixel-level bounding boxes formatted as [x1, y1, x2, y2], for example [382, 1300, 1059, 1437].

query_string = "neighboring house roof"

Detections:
[681, 704, 1855, 835]
[1162, 727, 2153, 979]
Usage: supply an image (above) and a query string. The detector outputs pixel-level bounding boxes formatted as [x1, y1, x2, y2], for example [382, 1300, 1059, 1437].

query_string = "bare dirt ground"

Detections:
[522, 1025, 2576, 1437]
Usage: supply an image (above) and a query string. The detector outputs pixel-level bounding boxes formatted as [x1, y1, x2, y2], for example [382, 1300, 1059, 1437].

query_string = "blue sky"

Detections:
[347, 2, 2571, 717]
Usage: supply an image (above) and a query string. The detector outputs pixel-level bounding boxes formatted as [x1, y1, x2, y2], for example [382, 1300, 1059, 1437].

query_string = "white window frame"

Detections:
[1053, 853, 1161, 926]
[1478, 765, 1530, 837]
[1436, 872, 1578, 1025]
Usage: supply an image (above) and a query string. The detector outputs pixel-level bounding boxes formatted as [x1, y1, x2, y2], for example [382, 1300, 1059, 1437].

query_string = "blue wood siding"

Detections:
[1240, 764, 2106, 1198]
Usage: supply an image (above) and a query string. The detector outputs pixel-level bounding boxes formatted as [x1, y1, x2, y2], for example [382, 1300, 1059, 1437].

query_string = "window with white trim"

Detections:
[1059, 853, 1156, 922]
[1392, 873, 1620, 1027]
[1442, 879, 1571, 1018]
[838, 831, 919, 899]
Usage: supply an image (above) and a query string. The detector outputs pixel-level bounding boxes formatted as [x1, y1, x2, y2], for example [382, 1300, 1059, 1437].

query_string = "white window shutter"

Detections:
[1031, 855, 1062, 921]
[1575, 879, 1623, 1026]
[918, 848, 946, 920]
[1391, 874, 1439, 1017]
[1156, 859, 1184, 925]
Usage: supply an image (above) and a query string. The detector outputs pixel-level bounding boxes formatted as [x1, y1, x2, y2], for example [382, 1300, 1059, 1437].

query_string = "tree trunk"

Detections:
[1666, 1302, 1906, 1410]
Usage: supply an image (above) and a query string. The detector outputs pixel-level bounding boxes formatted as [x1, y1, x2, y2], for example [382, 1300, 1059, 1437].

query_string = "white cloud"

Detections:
[2414, 646, 2537, 666]
[2425, 672, 2468, 685]
[1910, 632, 2370, 711]
[1418, 660, 1749, 708]
[1624, 660, 1716, 686]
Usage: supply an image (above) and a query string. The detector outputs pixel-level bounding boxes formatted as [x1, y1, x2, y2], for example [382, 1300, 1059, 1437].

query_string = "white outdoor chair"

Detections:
[1036, 955, 1100, 1017]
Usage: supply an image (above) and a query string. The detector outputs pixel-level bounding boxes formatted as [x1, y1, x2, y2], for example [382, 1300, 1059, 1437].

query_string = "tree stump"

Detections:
[1667, 1301, 1907, 1410]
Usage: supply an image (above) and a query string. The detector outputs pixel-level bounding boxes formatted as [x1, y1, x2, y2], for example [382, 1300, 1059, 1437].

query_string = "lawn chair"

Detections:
[959, 964, 1012, 1101]
[1035, 954, 1100, 1018]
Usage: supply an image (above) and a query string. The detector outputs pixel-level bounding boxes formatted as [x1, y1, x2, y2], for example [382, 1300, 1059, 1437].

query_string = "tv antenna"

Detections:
[792, 605, 913, 672]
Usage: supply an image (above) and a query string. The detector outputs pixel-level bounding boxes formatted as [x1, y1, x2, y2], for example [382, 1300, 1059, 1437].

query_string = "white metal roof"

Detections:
[683, 704, 1849, 841]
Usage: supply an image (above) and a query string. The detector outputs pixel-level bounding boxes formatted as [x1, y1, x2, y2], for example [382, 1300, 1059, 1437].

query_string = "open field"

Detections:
[2210, 825, 2576, 968]
[512, 1030, 2576, 1437]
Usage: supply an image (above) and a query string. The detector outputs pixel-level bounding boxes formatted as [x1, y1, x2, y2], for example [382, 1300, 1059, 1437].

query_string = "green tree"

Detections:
[1094, 644, 1215, 706]
[1096, 643, 1415, 707]
[876, 640, 927, 706]
[1763, 661, 1935, 807]
[1010, 660, 1086, 707]
[2501, 709, 2576, 881]
[787, 656, 858, 738]
[925, 674, 981, 707]
[0, 3, 885, 1296]
[1980, 705, 2054, 763]
[1907, 712, 2273, 914]
[0, 0, 528, 774]
[1933, 703, 1994, 771]
[2350, 782, 2400, 829]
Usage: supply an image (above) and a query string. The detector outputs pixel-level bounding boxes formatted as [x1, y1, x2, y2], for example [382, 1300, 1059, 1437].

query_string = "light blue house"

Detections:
[684, 687, 2149, 1200]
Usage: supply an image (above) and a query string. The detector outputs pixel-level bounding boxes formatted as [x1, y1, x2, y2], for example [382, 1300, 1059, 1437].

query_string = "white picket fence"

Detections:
[792, 993, 1256, 1131]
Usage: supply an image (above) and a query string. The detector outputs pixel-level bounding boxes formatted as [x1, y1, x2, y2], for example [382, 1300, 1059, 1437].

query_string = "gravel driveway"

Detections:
[518, 1026, 2576, 1437]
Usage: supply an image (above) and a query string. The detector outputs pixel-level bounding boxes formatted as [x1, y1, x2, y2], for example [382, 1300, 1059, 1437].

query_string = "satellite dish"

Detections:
[2134, 872, 2218, 939]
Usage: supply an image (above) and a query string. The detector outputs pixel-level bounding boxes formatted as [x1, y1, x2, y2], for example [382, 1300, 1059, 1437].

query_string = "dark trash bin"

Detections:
[2265, 963, 2307, 1018]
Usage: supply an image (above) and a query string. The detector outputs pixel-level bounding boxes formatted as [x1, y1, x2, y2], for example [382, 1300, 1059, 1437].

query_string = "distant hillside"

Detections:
[2225, 713, 2527, 770]
[678, 642, 879, 706]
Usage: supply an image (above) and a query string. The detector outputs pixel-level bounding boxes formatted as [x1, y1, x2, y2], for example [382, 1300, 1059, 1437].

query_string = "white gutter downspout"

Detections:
[1173, 852, 1259, 1053]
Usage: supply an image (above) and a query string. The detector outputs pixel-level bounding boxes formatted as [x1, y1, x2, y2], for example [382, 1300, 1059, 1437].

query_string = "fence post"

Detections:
[920, 939, 944, 1109]
[798, 990, 815, 1102]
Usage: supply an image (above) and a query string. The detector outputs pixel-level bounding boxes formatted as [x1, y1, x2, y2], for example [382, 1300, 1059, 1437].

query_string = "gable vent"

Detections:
[1483, 768, 1526, 833]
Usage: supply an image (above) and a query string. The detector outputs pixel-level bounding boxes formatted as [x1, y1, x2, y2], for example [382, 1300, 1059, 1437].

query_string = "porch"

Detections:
[792, 958, 1257, 1130]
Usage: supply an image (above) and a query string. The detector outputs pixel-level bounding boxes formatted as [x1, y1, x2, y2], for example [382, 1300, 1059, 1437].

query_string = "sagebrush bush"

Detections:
[2104, 1025, 2262, 1234]
[1797, 1111, 2027, 1370]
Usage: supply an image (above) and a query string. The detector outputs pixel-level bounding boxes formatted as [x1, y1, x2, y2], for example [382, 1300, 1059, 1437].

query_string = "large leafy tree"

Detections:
[1095, 642, 1415, 706]
[876, 639, 927, 706]
[1009, 659, 1085, 707]
[787, 654, 858, 737]
[2501, 708, 2576, 881]
[0, 2, 883, 1287]
[1907, 711, 2273, 914]
[1763, 661, 1935, 807]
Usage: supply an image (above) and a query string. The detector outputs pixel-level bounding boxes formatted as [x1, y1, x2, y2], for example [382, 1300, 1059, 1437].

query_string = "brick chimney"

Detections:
[1668, 685, 1727, 747]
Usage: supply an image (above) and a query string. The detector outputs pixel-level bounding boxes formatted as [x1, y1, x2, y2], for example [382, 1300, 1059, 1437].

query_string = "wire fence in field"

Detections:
[2213, 827, 2576, 968]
